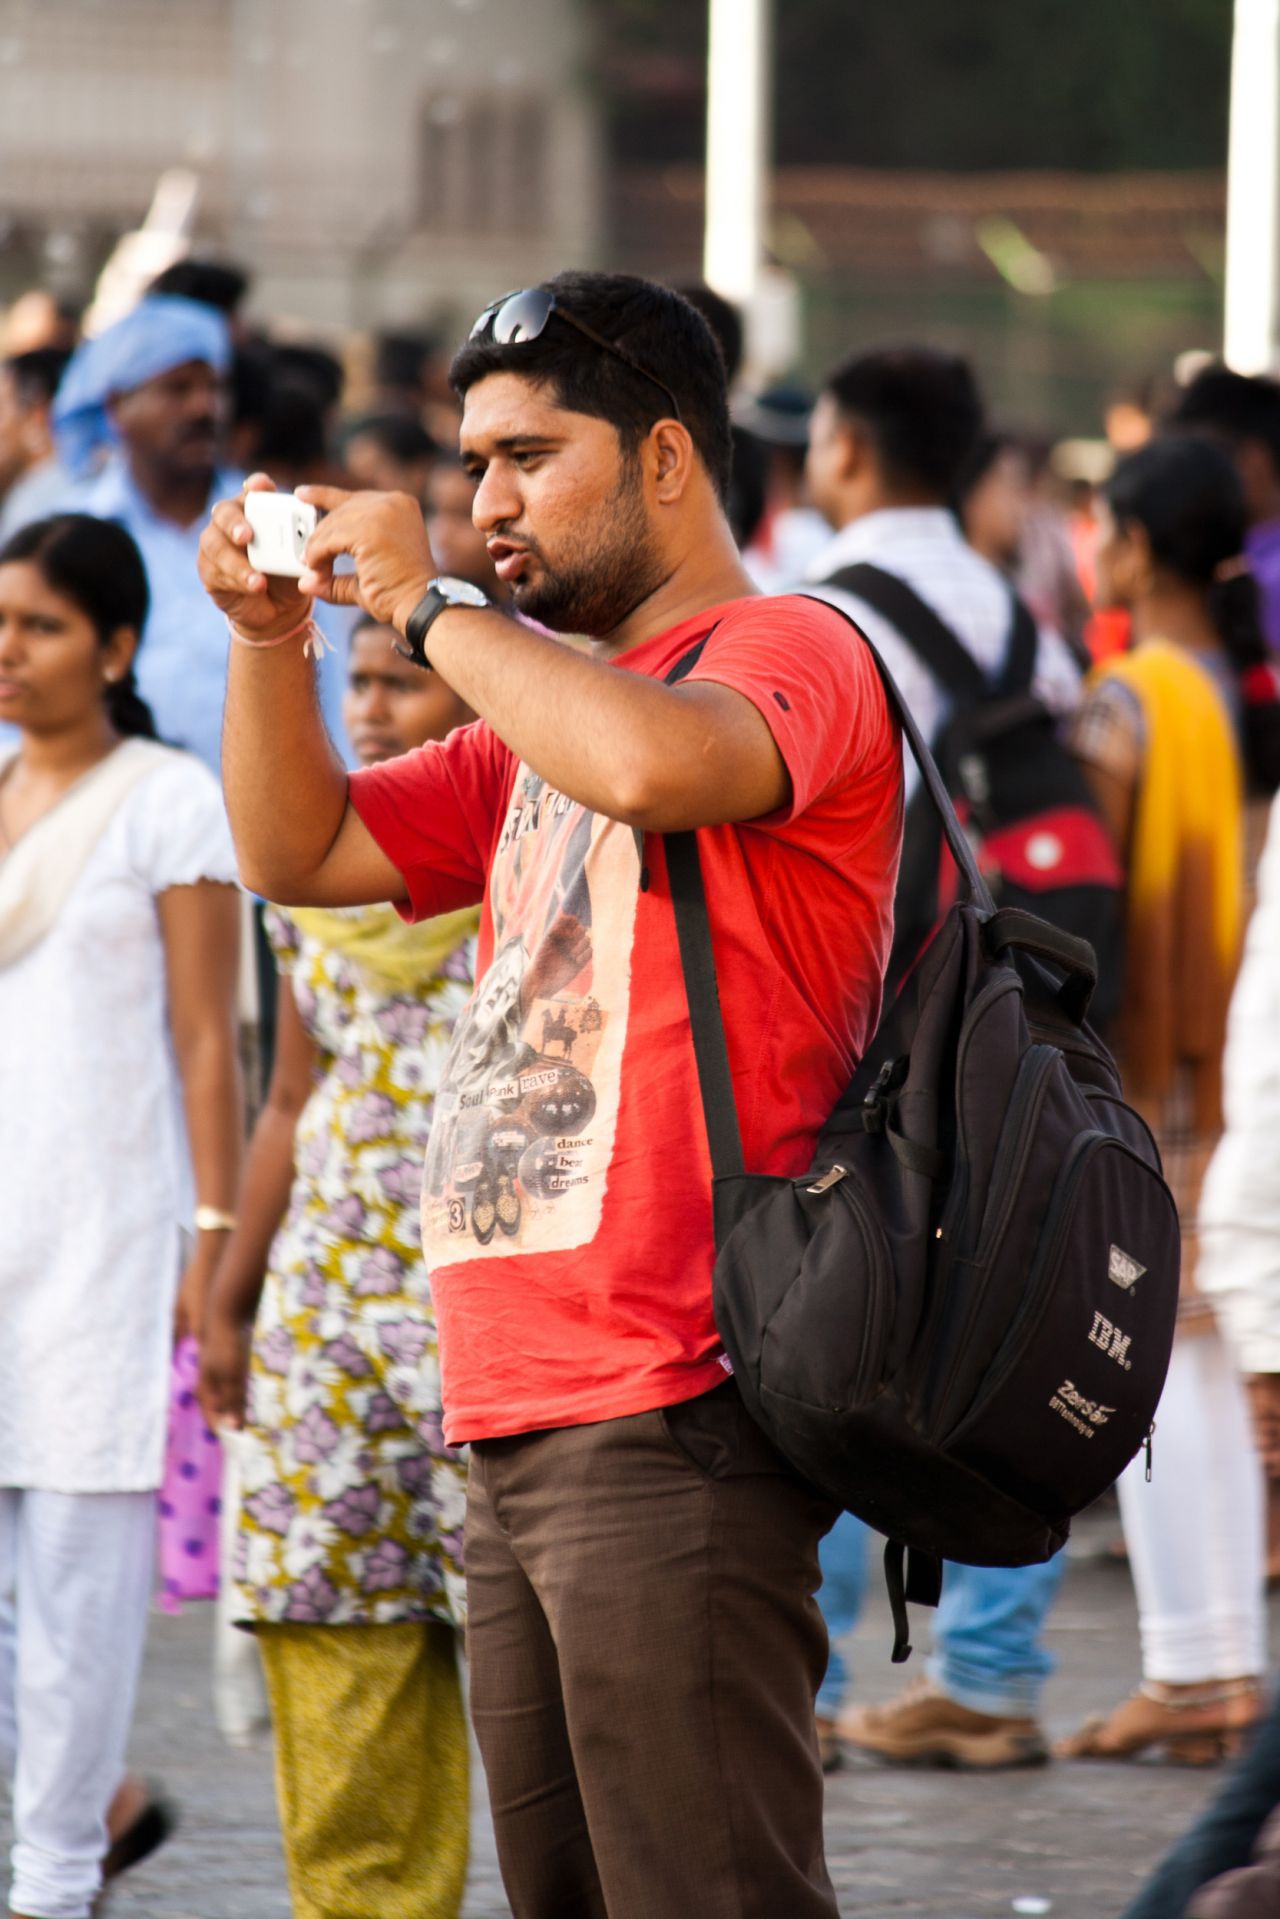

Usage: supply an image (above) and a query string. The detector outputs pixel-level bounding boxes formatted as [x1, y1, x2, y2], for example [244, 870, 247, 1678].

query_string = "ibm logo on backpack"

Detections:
[1088, 1311, 1132, 1370]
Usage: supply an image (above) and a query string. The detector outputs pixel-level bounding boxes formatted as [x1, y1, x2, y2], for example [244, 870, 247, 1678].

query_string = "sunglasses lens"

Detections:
[488, 288, 555, 346]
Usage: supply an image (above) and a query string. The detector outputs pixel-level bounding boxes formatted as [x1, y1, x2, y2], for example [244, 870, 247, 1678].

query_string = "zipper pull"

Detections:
[1144, 1423, 1155, 1482]
[806, 1164, 849, 1196]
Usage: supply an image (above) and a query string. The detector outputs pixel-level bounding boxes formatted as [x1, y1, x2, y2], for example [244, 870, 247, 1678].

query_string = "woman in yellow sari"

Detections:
[1059, 435, 1280, 1762]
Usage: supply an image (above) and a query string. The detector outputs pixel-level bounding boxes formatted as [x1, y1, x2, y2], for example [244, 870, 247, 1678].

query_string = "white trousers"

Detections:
[1118, 1333, 1268, 1684]
[0, 1489, 155, 1918]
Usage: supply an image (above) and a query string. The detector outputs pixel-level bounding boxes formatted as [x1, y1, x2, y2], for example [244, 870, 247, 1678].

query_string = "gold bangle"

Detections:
[194, 1205, 237, 1234]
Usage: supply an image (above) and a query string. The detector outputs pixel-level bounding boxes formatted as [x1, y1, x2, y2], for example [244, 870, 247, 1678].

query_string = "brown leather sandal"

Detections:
[1055, 1678, 1264, 1765]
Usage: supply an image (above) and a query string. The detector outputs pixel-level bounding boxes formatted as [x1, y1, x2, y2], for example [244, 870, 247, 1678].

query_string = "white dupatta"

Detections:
[0, 737, 179, 968]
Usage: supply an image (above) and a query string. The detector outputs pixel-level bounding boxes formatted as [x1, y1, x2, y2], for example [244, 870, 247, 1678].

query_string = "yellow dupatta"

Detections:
[284, 901, 480, 993]
[1094, 639, 1243, 1130]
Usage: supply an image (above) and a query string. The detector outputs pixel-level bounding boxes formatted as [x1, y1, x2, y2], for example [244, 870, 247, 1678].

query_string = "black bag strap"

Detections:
[825, 563, 988, 704]
[665, 832, 746, 1181]
[828, 560, 1041, 710]
[658, 613, 1096, 1186]
[883, 1541, 944, 1663]
[658, 623, 996, 1187]
[997, 596, 1039, 698]
[659, 638, 746, 1183]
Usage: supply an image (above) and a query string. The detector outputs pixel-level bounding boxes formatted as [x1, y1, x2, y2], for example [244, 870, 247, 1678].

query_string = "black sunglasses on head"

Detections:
[469, 287, 684, 427]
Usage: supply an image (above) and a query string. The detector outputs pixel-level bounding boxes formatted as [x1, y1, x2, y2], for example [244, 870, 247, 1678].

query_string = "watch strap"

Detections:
[396, 587, 447, 671]
[397, 580, 493, 671]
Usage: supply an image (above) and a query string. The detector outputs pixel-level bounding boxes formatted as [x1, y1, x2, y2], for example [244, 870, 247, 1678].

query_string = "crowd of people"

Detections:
[2, 256, 1280, 1919]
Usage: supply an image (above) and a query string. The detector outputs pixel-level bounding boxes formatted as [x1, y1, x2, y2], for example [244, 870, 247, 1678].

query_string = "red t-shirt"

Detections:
[348, 595, 902, 1442]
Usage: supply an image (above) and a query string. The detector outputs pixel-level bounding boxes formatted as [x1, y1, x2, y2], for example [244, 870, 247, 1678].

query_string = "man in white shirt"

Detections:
[800, 343, 1080, 1773]
[804, 345, 1079, 799]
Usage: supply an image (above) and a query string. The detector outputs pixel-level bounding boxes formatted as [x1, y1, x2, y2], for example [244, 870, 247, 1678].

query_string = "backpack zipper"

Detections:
[806, 1164, 849, 1195]
[968, 1045, 1059, 1265]
[925, 1044, 1058, 1437]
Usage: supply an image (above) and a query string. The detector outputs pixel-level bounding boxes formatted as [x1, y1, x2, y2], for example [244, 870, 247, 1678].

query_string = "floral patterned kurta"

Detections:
[233, 908, 473, 1629]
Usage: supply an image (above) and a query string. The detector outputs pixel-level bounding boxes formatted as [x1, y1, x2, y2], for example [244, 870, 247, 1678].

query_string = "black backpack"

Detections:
[663, 621, 1180, 1660]
[825, 563, 1125, 1031]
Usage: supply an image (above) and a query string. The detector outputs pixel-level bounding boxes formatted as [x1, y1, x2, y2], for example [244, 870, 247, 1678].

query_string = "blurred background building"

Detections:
[0, 0, 1249, 430]
[0, 0, 600, 336]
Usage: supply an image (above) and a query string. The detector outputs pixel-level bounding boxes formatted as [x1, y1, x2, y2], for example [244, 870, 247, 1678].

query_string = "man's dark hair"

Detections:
[230, 338, 273, 433]
[1167, 364, 1280, 472]
[374, 330, 437, 396]
[675, 284, 743, 386]
[273, 342, 345, 413]
[343, 412, 437, 464]
[449, 271, 732, 502]
[256, 376, 328, 472]
[147, 257, 249, 316]
[727, 425, 769, 550]
[822, 345, 985, 498]
[4, 347, 72, 409]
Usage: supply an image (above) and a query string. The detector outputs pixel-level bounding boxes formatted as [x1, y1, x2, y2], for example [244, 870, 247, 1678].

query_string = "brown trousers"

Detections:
[465, 1381, 841, 1919]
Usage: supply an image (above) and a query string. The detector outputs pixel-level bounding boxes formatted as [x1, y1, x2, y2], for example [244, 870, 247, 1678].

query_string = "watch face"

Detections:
[431, 576, 490, 608]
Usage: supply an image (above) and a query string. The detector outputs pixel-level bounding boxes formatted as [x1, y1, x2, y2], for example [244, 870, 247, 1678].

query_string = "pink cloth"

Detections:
[157, 1336, 221, 1612]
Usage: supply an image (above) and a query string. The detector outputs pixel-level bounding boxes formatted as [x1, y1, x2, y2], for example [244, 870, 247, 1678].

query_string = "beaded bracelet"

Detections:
[225, 611, 332, 659]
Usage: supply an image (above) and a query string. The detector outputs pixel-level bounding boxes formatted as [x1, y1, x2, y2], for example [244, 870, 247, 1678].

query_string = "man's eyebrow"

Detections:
[461, 433, 563, 458]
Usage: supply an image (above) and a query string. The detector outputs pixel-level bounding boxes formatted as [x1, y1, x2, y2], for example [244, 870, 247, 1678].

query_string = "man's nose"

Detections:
[352, 682, 391, 724]
[471, 466, 521, 535]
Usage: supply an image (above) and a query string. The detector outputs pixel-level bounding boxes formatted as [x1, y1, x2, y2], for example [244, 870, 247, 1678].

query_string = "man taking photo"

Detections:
[198, 270, 902, 1919]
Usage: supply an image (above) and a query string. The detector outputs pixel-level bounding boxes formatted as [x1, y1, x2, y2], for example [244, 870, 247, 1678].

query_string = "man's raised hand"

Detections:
[197, 473, 311, 641]
[296, 486, 436, 632]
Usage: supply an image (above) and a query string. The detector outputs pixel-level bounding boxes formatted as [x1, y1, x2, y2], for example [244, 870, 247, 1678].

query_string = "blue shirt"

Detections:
[67, 460, 352, 775]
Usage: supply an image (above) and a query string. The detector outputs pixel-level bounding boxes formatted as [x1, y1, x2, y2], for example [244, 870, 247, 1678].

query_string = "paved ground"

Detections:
[13, 1513, 1274, 1918]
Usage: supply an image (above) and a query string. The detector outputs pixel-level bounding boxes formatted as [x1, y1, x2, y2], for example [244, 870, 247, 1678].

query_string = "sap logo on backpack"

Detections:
[1088, 1311, 1133, 1370]
[1108, 1244, 1145, 1291]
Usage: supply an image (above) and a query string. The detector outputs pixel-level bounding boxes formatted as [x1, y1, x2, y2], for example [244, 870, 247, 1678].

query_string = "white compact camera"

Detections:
[244, 491, 318, 579]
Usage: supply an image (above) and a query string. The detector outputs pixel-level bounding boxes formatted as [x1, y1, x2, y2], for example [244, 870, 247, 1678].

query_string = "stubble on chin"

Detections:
[515, 468, 663, 637]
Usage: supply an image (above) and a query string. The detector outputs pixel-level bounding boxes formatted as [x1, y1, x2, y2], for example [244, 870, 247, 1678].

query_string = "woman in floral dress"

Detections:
[200, 617, 477, 1919]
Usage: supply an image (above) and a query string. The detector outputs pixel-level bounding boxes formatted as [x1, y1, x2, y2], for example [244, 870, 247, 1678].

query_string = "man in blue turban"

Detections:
[41, 295, 242, 773]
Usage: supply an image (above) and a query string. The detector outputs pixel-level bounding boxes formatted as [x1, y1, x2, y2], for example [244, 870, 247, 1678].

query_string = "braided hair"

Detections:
[0, 514, 157, 739]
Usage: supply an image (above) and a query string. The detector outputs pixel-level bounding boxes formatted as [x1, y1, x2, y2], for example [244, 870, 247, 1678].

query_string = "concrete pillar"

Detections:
[1225, 0, 1280, 372]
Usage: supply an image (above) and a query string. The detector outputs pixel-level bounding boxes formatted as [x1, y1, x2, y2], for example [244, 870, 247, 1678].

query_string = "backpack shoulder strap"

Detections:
[824, 561, 988, 705]
[659, 630, 747, 1185]
[664, 831, 745, 1184]
[659, 617, 995, 1192]
[997, 595, 1039, 698]
[661, 611, 1097, 1191]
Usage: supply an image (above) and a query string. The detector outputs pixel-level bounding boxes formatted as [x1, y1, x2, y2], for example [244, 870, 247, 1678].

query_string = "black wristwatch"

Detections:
[395, 576, 492, 670]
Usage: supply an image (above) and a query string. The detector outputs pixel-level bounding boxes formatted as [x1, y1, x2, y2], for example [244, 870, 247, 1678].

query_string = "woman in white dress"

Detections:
[0, 513, 242, 1919]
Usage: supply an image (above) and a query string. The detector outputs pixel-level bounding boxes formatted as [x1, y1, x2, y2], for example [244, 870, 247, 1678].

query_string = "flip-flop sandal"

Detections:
[1055, 1685, 1261, 1765]
[103, 1790, 177, 1880]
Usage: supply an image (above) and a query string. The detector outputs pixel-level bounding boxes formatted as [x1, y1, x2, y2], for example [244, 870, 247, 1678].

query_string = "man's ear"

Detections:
[1235, 437, 1275, 517]
[649, 420, 696, 504]
[837, 418, 872, 485]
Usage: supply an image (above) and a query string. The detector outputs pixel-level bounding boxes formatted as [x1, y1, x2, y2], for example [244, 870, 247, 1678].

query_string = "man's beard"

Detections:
[510, 461, 667, 637]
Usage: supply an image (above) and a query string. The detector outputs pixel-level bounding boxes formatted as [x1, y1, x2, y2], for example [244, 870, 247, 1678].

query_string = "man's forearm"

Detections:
[412, 604, 785, 831]
[222, 639, 349, 896]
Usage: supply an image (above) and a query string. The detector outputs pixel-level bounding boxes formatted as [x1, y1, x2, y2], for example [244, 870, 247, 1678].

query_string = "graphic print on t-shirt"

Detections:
[421, 765, 637, 1263]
